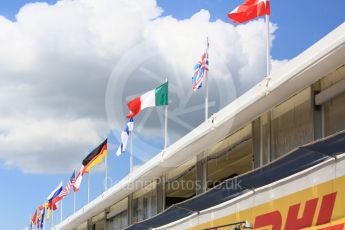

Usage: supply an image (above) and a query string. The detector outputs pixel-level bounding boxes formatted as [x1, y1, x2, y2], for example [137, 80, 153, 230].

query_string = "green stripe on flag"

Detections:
[155, 82, 168, 106]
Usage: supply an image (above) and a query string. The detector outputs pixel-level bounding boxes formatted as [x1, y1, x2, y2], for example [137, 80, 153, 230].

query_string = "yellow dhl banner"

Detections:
[190, 175, 345, 230]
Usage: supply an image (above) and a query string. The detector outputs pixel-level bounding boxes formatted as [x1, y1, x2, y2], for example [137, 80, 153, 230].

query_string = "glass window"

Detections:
[319, 65, 345, 142]
[132, 182, 157, 223]
[270, 88, 313, 159]
[165, 164, 196, 209]
[108, 211, 128, 230]
[324, 92, 345, 136]
[207, 124, 252, 188]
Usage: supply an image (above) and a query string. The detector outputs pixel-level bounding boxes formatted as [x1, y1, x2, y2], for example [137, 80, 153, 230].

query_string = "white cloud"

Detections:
[0, 0, 286, 173]
[0, 117, 107, 173]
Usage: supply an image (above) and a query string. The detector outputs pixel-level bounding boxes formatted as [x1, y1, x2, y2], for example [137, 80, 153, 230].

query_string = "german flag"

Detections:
[82, 139, 107, 174]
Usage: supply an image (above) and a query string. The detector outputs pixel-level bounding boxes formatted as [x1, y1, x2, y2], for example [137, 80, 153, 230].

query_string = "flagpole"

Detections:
[29, 216, 32, 230]
[130, 130, 133, 173]
[87, 171, 90, 204]
[60, 200, 63, 223]
[205, 37, 209, 121]
[104, 154, 108, 191]
[265, 14, 271, 88]
[164, 105, 168, 148]
[205, 70, 209, 121]
[73, 191, 76, 213]
[164, 78, 168, 149]
[50, 210, 53, 230]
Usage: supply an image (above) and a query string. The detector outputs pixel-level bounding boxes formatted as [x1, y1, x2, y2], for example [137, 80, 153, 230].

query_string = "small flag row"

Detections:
[29, 81, 168, 228]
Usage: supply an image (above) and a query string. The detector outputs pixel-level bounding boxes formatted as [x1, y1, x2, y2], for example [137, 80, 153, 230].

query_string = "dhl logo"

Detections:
[254, 192, 342, 230]
[191, 175, 345, 230]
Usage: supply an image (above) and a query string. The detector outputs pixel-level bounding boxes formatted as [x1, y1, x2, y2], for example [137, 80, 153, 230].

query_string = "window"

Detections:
[270, 88, 313, 159]
[207, 124, 252, 188]
[107, 198, 128, 230]
[324, 92, 345, 135]
[320, 65, 345, 138]
[108, 211, 128, 230]
[132, 182, 157, 223]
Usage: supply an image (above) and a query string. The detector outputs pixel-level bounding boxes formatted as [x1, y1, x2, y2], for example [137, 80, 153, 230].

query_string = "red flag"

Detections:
[228, 0, 270, 23]
[50, 197, 60, 210]
[31, 209, 37, 225]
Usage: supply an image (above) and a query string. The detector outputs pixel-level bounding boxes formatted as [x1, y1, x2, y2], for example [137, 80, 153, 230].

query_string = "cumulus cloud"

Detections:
[0, 0, 286, 173]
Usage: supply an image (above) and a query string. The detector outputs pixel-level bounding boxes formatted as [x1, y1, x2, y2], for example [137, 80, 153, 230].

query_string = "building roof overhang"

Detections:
[55, 22, 345, 230]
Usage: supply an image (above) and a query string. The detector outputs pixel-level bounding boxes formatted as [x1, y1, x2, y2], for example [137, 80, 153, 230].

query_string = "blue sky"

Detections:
[0, 0, 344, 229]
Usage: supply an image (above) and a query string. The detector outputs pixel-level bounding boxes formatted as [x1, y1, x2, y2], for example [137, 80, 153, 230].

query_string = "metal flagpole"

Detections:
[204, 70, 209, 121]
[205, 37, 209, 121]
[104, 154, 108, 191]
[50, 210, 53, 230]
[73, 190, 76, 213]
[265, 14, 271, 89]
[28, 216, 32, 230]
[130, 130, 133, 172]
[164, 78, 168, 149]
[87, 171, 90, 204]
[60, 200, 63, 223]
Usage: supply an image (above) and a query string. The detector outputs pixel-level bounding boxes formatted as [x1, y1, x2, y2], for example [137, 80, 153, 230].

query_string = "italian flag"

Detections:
[127, 82, 168, 118]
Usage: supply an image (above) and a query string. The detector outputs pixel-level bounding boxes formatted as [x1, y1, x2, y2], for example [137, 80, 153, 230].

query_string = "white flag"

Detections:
[116, 118, 134, 156]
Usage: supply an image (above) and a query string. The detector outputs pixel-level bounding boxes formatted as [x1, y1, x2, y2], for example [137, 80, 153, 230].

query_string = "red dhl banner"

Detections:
[190, 175, 345, 230]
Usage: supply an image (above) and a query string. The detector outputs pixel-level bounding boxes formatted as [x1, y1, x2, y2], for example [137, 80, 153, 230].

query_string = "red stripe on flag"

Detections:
[127, 96, 141, 118]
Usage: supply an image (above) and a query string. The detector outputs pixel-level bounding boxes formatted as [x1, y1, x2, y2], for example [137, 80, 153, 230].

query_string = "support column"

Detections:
[267, 110, 272, 162]
[252, 118, 261, 168]
[104, 209, 110, 230]
[87, 219, 93, 230]
[312, 83, 323, 140]
[127, 194, 133, 226]
[196, 152, 208, 195]
[156, 176, 166, 213]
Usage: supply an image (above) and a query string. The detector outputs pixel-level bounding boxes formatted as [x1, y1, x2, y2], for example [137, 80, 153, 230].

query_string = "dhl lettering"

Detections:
[254, 211, 282, 230]
[254, 192, 337, 229]
[317, 192, 337, 225]
[284, 197, 318, 229]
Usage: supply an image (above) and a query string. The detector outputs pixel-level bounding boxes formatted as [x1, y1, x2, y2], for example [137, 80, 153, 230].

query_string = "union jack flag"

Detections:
[192, 42, 209, 91]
